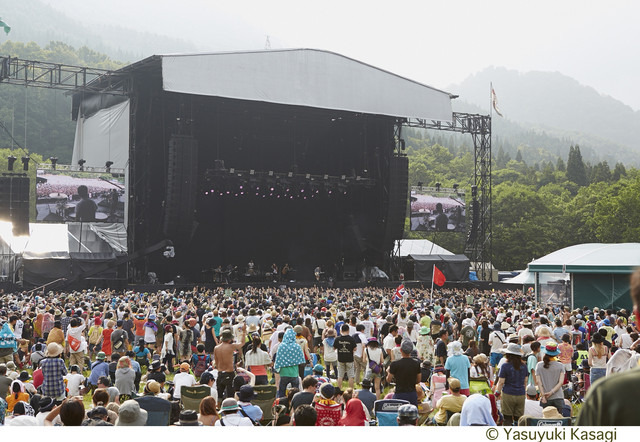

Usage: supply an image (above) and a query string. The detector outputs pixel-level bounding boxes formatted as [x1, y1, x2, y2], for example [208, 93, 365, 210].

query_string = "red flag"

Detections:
[433, 266, 446, 287]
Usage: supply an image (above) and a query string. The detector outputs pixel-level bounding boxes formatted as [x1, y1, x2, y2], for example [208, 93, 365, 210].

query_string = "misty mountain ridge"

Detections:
[448, 67, 640, 166]
[0, 0, 199, 62]
[1, 1, 638, 168]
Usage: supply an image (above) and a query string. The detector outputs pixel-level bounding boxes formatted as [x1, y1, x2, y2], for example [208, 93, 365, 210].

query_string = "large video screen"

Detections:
[36, 169, 125, 223]
[410, 189, 466, 232]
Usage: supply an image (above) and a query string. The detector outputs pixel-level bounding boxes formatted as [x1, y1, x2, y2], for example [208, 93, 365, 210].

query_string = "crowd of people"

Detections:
[0, 268, 638, 427]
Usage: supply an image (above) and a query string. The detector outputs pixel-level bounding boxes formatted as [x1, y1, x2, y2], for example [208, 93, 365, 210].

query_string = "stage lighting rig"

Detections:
[7, 155, 16, 171]
[50, 157, 58, 170]
[78, 159, 86, 171]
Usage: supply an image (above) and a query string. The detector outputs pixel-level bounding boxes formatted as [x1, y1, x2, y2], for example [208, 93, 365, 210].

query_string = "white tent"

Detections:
[395, 239, 453, 257]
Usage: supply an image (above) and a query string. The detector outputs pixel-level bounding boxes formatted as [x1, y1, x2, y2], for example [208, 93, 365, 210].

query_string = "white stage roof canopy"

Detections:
[161, 49, 454, 121]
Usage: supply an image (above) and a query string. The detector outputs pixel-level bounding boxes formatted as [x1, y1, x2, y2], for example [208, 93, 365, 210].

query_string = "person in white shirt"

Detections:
[360, 313, 374, 339]
[518, 318, 535, 344]
[172, 362, 196, 399]
[383, 325, 399, 353]
[353, 324, 367, 384]
[522, 384, 544, 419]
[488, 323, 507, 367]
[67, 317, 88, 371]
[64, 365, 86, 396]
[616, 326, 634, 349]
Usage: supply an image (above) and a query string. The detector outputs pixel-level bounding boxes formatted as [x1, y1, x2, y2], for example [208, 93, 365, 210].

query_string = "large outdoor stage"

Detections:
[70, 49, 455, 284]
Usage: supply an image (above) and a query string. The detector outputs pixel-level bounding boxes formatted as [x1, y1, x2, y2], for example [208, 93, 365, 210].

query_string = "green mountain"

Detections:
[448, 67, 640, 167]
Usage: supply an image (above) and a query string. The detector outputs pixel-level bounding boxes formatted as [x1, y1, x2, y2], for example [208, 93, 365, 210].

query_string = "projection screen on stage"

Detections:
[71, 99, 130, 227]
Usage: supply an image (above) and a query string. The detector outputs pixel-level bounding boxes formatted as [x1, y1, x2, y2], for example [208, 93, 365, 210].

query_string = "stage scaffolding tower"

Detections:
[403, 112, 493, 281]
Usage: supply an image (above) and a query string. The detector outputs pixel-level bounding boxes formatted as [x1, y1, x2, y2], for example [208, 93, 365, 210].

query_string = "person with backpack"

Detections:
[488, 323, 506, 368]
[110, 320, 129, 357]
[67, 317, 87, 372]
[191, 344, 211, 379]
[133, 340, 151, 369]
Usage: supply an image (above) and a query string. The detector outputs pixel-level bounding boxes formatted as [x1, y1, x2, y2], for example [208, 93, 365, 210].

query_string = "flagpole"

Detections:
[430, 264, 435, 304]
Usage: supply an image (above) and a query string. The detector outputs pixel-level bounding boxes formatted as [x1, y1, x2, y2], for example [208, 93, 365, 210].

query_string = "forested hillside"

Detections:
[404, 129, 640, 270]
[0, 41, 124, 162]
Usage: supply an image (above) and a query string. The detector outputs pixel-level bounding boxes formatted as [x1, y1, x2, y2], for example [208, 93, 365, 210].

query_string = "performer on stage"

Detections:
[314, 265, 322, 282]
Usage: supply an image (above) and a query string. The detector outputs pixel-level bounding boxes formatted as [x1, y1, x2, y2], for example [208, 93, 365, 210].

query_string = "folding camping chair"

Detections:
[253, 384, 278, 425]
[373, 398, 409, 426]
[180, 385, 211, 412]
[520, 417, 572, 426]
[134, 396, 171, 426]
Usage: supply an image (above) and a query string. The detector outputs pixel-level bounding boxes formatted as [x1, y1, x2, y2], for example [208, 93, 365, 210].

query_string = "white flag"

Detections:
[491, 87, 503, 117]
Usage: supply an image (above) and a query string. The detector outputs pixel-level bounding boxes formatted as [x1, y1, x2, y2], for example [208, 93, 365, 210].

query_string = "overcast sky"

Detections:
[44, 0, 640, 110]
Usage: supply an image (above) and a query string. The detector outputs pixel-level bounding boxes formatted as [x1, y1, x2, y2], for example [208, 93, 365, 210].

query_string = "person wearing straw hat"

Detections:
[494, 343, 528, 426]
[40, 342, 67, 402]
[534, 341, 565, 414]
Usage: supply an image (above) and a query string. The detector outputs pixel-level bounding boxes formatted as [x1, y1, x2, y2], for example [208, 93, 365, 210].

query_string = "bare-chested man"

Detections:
[214, 327, 246, 400]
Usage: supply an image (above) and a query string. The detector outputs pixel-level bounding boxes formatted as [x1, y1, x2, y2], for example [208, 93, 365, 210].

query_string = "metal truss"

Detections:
[0, 56, 128, 95]
[403, 112, 493, 281]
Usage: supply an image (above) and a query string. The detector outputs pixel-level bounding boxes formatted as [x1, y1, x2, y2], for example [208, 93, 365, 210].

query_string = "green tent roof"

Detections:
[528, 243, 640, 274]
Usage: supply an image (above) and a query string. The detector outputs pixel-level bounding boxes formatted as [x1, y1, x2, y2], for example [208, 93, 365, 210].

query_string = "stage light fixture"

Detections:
[400, 139, 406, 151]
[7, 155, 16, 171]
[105, 161, 113, 173]
[50, 157, 58, 170]
[471, 185, 478, 197]
[21, 156, 30, 171]
[78, 159, 86, 171]
[417, 181, 423, 188]
[287, 172, 293, 178]
[268, 170, 274, 176]
[229, 168, 235, 174]
[453, 183, 459, 190]
[324, 174, 329, 180]
[435, 182, 441, 191]
[305, 173, 311, 179]
[249, 169, 255, 175]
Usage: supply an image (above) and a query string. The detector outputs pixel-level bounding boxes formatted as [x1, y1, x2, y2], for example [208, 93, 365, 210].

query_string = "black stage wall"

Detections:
[129, 76, 404, 283]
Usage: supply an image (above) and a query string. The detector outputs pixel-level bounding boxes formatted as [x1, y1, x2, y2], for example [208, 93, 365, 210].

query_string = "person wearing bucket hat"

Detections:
[175, 409, 202, 426]
[494, 343, 527, 426]
[445, 341, 470, 395]
[115, 399, 148, 426]
[215, 398, 253, 426]
[88, 351, 110, 391]
[534, 341, 565, 414]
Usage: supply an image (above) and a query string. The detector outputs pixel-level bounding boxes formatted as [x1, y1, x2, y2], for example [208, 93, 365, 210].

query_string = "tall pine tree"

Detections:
[566, 145, 588, 186]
